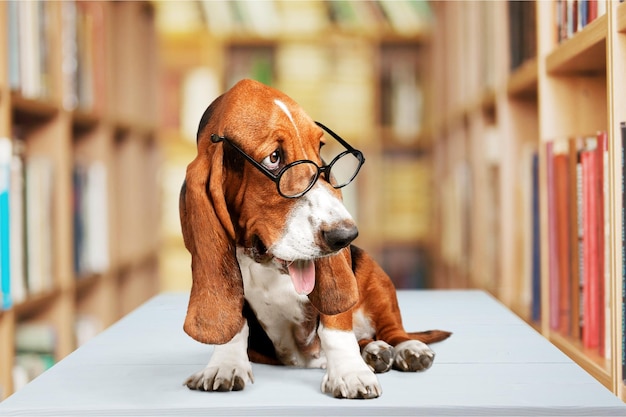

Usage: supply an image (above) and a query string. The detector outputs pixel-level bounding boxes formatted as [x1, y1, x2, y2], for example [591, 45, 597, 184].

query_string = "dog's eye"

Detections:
[262, 150, 281, 171]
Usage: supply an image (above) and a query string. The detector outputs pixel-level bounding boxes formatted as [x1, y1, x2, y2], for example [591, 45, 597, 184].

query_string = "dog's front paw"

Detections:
[393, 340, 435, 372]
[321, 369, 381, 399]
[185, 364, 254, 392]
[361, 341, 395, 373]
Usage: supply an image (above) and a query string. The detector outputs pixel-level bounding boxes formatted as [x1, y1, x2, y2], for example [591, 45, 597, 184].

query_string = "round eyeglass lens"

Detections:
[329, 152, 361, 187]
[278, 162, 319, 197]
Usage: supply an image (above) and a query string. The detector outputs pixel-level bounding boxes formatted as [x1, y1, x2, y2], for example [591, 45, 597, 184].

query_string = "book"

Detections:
[7, 0, 21, 91]
[0, 138, 12, 310]
[180, 67, 221, 142]
[379, 153, 432, 242]
[531, 152, 541, 322]
[546, 141, 560, 331]
[62, 1, 107, 111]
[13, 323, 56, 392]
[380, 44, 424, 143]
[16, 0, 53, 99]
[15, 323, 56, 353]
[73, 161, 109, 277]
[599, 130, 610, 359]
[568, 137, 583, 339]
[581, 136, 602, 350]
[576, 142, 585, 340]
[25, 157, 54, 295]
[508, 1, 537, 70]
[552, 140, 571, 335]
[10, 139, 26, 305]
[621, 121, 626, 383]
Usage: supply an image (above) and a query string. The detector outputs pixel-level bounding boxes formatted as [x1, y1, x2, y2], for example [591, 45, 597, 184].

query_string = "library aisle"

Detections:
[1, 0, 626, 407]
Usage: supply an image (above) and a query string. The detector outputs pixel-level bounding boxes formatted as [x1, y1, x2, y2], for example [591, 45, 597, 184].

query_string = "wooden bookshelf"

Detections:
[431, 0, 626, 401]
[0, 1, 159, 400]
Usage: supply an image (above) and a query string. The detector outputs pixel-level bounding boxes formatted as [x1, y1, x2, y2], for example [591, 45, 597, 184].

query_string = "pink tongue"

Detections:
[287, 260, 316, 295]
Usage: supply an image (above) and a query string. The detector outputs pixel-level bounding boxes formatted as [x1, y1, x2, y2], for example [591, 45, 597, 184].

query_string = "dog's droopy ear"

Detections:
[308, 247, 359, 315]
[180, 105, 244, 345]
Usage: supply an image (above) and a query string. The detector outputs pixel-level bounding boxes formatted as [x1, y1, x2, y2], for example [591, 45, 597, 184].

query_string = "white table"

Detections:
[1, 290, 625, 416]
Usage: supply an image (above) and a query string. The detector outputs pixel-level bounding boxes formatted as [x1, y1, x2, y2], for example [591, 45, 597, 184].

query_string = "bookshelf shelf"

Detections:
[507, 57, 538, 98]
[546, 15, 607, 75]
[431, 1, 625, 402]
[0, 0, 160, 400]
[71, 111, 101, 133]
[13, 289, 62, 319]
[11, 94, 59, 123]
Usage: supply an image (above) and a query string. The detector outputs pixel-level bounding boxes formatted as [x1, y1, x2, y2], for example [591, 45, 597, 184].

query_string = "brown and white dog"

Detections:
[180, 79, 450, 399]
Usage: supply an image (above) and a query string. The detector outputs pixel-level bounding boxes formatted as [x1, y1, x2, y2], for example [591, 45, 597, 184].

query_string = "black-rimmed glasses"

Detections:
[210, 121, 365, 198]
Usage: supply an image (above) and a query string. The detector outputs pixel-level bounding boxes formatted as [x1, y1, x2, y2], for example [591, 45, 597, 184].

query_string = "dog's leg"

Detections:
[185, 321, 254, 392]
[319, 315, 381, 399]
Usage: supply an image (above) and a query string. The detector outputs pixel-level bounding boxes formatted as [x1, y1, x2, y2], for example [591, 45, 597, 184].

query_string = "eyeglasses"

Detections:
[210, 121, 365, 198]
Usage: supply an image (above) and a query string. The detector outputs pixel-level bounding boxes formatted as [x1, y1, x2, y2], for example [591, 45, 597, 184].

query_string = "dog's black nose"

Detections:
[323, 224, 359, 251]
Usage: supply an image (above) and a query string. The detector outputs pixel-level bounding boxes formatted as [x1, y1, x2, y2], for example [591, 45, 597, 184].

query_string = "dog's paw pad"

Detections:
[184, 365, 253, 392]
[362, 341, 395, 373]
[393, 340, 435, 372]
[322, 370, 381, 399]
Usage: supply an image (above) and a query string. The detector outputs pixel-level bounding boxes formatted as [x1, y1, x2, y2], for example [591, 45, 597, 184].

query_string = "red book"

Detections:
[553, 150, 571, 335]
[568, 137, 582, 339]
[581, 142, 600, 350]
[588, 0, 598, 24]
[546, 142, 560, 331]
[596, 131, 607, 357]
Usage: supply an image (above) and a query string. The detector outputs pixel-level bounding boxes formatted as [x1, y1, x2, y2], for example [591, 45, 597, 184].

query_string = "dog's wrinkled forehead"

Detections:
[200, 80, 318, 156]
[214, 80, 313, 136]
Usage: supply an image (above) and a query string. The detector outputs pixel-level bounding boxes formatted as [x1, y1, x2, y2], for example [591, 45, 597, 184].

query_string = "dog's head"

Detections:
[181, 79, 363, 344]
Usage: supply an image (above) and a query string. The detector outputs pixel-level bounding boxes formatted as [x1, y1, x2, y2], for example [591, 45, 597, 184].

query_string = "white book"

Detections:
[10, 142, 26, 304]
[25, 157, 54, 294]
[83, 162, 109, 274]
[18, 0, 41, 98]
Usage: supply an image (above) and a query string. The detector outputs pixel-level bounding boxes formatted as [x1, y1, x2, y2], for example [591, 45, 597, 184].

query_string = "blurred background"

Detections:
[156, 0, 438, 293]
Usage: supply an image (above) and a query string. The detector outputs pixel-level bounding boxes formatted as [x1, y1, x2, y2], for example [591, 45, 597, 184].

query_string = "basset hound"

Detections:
[180, 79, 451, 399]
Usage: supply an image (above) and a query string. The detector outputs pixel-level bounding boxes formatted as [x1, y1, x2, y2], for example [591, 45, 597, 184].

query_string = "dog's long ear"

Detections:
[180, 100, 244, 345]
[308, 247, 359, 315]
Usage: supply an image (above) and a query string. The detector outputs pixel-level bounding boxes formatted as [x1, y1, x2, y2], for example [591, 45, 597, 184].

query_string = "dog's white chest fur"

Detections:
[237, 251, 326, 368]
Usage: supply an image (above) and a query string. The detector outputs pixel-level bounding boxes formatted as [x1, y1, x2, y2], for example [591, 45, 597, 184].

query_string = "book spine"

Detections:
[568, 137, 582, 339]
[531, 152, 541, 322]
[554, 148, 571, 335]
[10, 140, 26, 305]
[599, 130, 609, 358]
[25, 157, 54, 295]
[621, 121, 626, 383]
[73, 161, 110, 277]
[8, 0, 21, 91]
[581, 140, 601, 350]
[546, 141, 560, 331]
[577, 157, 584, 338]
[0, 139, 12, 310]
